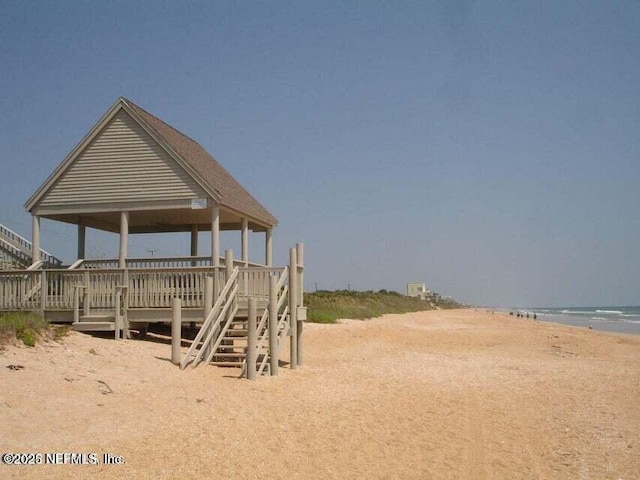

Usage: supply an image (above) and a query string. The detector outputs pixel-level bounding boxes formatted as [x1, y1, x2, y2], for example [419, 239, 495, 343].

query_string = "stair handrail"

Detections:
[277, 305, 290, 343]
[26, 260, 44, 271]
[0, 223, 33, 255]
[0, 222, 62, 267]
[0, 237, 32, 267]
[68, 259, 84, 270]
[252, 267, 289, 376]
[180, 267, 240, 369]
[253, 267, 288, 354]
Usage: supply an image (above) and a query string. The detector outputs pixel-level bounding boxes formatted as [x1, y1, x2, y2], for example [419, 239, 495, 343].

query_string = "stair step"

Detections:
[210, 361, 244, 367]
[225, 329, 248, 336]
[72, 321, 116, 332]
[80, 314, 115, 322]
[214, 352, 246, 358]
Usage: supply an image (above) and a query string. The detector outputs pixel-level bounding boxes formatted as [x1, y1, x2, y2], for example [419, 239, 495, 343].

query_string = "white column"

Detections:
[190, 225, 198, 257]
[211, 205, 220, 267]
[289, 247, 298, 369]
[171, 298, 182, 365]
[31, 215, 41, 264]
[77, 224, 86, 260]
[119, 211, 129, 268]
[241, 218, 249, 266]
[265, 228, 273, 267]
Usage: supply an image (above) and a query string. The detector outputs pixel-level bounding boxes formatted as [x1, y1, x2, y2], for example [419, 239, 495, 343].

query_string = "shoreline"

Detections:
[1, 309, 639, 479]
[489, 307, 640, 336]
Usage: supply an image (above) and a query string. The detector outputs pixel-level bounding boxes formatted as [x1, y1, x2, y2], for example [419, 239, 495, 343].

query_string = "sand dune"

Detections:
[1, 309, 639, 479]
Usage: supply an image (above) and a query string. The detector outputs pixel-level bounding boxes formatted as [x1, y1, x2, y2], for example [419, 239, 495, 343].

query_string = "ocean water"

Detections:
[507, 306, 640, 335]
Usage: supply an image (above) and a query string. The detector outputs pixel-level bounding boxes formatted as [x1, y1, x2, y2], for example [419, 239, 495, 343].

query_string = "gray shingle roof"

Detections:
[123, 98, 277, 227]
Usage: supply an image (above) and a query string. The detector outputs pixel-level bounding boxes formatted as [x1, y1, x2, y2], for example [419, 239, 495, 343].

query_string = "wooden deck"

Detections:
[0, 247, 305, 376]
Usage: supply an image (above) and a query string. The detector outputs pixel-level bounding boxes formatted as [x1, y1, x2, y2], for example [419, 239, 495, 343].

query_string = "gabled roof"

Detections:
[26, 97, 277, 227]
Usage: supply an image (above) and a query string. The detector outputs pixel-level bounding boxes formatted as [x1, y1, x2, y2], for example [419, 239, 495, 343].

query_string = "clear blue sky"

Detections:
[1, 1, 639, 307]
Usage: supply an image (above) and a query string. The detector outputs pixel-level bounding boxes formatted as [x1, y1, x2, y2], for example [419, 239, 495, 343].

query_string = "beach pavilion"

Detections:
[0, 98, 304, 375]
[25, 97, 277, 269]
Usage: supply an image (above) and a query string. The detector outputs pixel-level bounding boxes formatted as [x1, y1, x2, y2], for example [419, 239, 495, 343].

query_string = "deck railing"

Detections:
[45, 270, 84, 309]
[79, 256, 267, 270]
[0, 271, 42, 310]
[0, 265, 285, 312]
[128, 267, 221, 309]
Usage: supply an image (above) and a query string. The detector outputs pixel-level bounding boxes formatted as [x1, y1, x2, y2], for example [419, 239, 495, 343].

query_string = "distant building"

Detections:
[407, 282, 441, 303]
[407, 283, 427, 299]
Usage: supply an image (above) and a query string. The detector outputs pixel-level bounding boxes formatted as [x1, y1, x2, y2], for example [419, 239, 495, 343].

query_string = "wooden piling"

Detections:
[246, 297, 257, 380]
[289, 247, 298, 369]
[296, 242, 304, 366]
[268, 274, 279, 375]
[171, 297, 182, 365]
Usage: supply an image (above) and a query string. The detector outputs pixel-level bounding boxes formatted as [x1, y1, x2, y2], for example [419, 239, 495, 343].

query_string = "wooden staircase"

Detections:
[210, 313, 278, 371]
[210, 316, 250, 368]
[0, 222, 63, 269]
[180, 264, 292, 376]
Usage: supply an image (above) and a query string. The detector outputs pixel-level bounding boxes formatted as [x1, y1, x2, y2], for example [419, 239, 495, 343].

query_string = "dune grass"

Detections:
[305, 289, 459, 324]
[0, 312, 49, 347]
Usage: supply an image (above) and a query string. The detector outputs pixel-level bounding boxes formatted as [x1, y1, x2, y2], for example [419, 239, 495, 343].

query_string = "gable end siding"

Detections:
[38, 110, 207, 207]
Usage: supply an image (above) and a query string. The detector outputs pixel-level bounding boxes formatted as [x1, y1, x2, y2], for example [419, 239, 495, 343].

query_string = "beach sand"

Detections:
[1, 309, 639, 479]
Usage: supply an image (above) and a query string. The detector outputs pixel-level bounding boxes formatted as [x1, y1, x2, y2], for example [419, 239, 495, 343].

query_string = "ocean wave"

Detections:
[591, 317, 607, 321]
[596, 310, 623, 314]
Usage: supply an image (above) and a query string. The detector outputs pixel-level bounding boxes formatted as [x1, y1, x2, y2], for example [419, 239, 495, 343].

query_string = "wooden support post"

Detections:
[40, 270, 47, 314]
[73, 287, 80, 324]
[31, 215, 41, 264]
[268, 274, 279, 376]
[190, 225, 199, 256]
[83, 270, 90, 316]
[246, 297, 257, 380]
[265, 228, 273, 267]
[241, 218, 249, 266]
[296, 242, 304, 366]
[114, 289, 121, 340]
[119, 211, 129, 268]
[203, 276, 214, 359]
[204, 276, 214, 317]
[122, 270, 130, 339]
[211, 205, 220, 267]
[225, 249, 233, 279]
[190, 224, 198, 266]
[211, 205, 220, 302]
[172, 297, 182, 365]
[289, 247, 298, 369]
[77, 224, 86, 260]
[297, 243, 304, 306]
[224, 249, 235, 349]
[73, 285, 80, 323]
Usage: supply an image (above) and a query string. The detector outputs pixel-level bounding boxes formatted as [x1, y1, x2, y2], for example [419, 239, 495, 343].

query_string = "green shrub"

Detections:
[0, 312, 48, 347]
[305, 290, 445, 323]
[19, 328, 37, 347]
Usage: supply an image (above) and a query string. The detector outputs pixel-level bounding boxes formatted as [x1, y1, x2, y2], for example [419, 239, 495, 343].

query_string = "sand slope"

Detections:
[1, 310, 639, 479]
